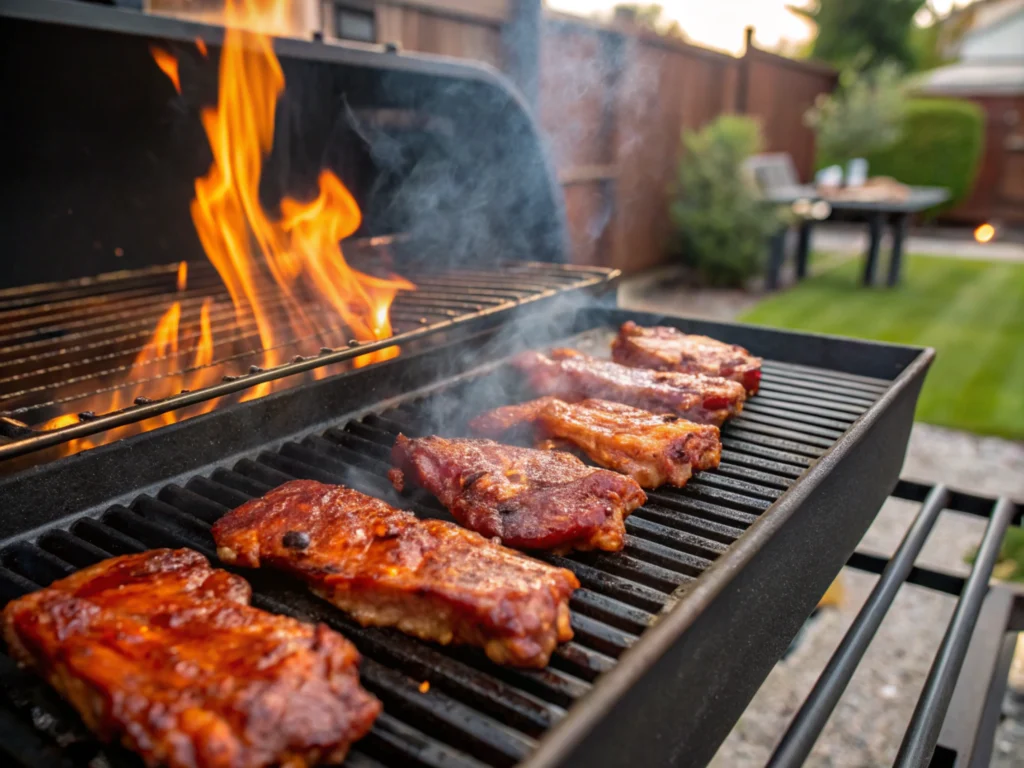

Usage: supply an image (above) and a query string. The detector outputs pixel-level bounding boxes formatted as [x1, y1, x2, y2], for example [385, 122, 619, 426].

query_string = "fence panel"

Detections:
[743, 50, 838, 182]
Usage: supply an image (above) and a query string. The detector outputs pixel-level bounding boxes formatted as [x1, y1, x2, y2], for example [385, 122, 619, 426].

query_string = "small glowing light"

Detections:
[974, 223, 995, 244]
[810, 201, 832, 221]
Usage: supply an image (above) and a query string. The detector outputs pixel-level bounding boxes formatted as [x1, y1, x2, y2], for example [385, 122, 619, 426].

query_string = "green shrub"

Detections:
[669, 116, 782, 288]
[863, 98, 985, 214]
[807, 63, 908, 167]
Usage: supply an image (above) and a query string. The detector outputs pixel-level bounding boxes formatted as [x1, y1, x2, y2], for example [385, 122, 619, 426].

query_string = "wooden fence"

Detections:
[375, 3, 839, 272]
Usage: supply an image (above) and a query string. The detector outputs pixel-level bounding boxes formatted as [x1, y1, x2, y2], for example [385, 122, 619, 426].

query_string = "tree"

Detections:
[804, 63, 908, 166]
[612, 4, 688, 40]
[789, 0, 927, 71]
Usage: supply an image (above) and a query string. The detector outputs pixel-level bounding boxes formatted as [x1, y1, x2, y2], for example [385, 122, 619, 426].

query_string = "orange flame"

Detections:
[150, 46, 181, 94]
[195, 37, 208, 57]
[190, 0, 412, 386]
[40, 0, 412, 454]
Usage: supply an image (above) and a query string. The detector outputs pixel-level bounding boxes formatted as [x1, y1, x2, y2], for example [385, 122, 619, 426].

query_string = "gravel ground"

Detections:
[617, 268, 1024, 766]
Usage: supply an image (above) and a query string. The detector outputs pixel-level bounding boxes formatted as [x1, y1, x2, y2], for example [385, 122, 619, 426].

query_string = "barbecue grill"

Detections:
[0, 3, 1020, 767]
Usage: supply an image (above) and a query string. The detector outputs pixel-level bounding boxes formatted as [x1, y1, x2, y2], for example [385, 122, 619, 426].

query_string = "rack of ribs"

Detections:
[612, 321, 762, 395]
[512, 348, 747, 425]
[471, 397, 721, 488]
[2, 548, 380, 768]
[389, 434, 646, 552]
[213, 480, 579, 668]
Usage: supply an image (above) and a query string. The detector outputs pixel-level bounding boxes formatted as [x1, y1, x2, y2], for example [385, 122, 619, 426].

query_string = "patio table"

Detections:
[767, 185, 950, 287]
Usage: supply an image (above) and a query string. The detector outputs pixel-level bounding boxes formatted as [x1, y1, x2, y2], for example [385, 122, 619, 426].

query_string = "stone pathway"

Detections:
[618, 266, 1024, 766]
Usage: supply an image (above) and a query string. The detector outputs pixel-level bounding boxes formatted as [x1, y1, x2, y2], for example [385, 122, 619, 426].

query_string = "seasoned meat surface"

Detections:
[1, 548, 380, 768]
[612, 322, 762, 395]
[213, 480, 578, 668]
[390, 434, 646, 551]
[471, 397, 721, 488]
[512, 348, 746, 425]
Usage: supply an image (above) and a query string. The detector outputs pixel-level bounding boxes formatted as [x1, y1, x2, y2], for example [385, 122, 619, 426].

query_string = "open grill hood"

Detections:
[1, 0, 568, 288]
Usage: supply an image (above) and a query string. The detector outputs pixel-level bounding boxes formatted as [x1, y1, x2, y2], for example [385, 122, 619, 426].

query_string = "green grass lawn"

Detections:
[739, 255, 1024, 440]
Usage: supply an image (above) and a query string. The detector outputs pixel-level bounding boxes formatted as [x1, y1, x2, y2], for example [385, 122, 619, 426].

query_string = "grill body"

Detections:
[0, 308, 933, 768]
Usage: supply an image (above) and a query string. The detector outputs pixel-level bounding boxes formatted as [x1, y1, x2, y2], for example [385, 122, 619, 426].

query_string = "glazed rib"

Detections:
[512, 348, 747, 425]
[471, 397, 721, 488]
[213, 480, 579, 668]
[612, 321, 762, 395]
[1, 549, 380, 768]
[389, 434, 646, 551]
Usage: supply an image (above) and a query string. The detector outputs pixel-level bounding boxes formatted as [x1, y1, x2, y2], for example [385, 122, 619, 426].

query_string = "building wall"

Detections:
[960, 5, 1024, 59]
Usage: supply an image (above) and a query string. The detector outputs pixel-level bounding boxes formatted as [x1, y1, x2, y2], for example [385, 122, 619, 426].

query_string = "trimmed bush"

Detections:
[863, 98, 985, 214]
[669, 116, 782, 288]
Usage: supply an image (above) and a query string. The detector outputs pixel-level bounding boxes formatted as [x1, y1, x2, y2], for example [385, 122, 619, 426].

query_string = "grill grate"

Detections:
[0, 254, 617, 461]
[0, 355, 892, 768]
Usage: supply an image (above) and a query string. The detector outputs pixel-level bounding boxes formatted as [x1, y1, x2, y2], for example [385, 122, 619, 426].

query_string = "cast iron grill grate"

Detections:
[0, 358, 891, 768]
[0, 256, 617, 461]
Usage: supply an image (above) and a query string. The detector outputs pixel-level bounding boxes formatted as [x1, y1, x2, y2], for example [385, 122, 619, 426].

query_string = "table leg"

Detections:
[766, 228, 787, 290]
[887, 214, 909, 287]
[796, 220, 813, 280]
[861, 212, 884, 287]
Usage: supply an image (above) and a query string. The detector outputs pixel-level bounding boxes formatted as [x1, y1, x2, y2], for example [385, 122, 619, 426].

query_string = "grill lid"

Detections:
[0, 0, 568, 289]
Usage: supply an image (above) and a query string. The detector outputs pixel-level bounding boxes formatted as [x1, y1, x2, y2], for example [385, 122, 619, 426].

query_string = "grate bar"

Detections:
[0, 312, 909, 768]
[0, 263, 618, 460]
[766, 484, 951, 767]
[894, 496, 1019, 767]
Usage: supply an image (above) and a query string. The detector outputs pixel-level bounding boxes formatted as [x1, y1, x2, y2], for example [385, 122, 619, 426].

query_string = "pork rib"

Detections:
[471, 396, 721, 488]
[389, 434, 646, 551]
[213, 480, 579, 668]
[2, 548, 380, 768]
[512, 348, 746, 425]
[612, 321, 762, 395]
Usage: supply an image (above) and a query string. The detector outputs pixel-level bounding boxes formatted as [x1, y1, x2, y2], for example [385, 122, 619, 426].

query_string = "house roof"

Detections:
[915, 60, 1024, 95]
[968, 0, 1024, 34]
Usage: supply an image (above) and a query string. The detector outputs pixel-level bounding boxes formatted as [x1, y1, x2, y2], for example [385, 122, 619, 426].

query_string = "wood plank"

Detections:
[559, 165, 618, 185]
[378, 0, 508, 24]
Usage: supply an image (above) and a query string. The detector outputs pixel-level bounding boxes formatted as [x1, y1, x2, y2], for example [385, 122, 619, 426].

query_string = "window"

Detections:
[335, 5, 375, 43]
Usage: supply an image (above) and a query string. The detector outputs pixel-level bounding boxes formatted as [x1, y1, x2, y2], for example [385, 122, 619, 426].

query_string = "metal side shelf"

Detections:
[767, 479, 1023, 768]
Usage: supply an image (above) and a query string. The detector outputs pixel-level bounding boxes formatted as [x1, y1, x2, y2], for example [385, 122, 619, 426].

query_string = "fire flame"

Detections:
[150, 46, 181, 94]
[41, 0, 412, 452]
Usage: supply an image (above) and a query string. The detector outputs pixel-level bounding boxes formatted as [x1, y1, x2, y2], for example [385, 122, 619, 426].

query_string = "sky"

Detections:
[546, 0, 968, 55]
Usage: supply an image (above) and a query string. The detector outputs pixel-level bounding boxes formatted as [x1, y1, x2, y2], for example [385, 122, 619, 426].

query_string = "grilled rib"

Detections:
[389, 434, 646, 551]
[612, 321, 762, 395]
[1, 548, 380, 768]
[471, 397, 721, 488]
[213, 480, 579, 668]
[512, 348, 747, 425]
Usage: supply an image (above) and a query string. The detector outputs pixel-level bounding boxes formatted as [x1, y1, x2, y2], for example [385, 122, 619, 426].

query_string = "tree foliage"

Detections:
[612, 4, 687, 40]
[806, 63, 908, 167]
[789, 0, 927, 71]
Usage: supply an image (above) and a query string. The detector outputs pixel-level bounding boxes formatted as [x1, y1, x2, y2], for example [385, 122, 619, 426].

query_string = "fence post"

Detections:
[735, 25, 754, 114]
[503, 0, 542, 109]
